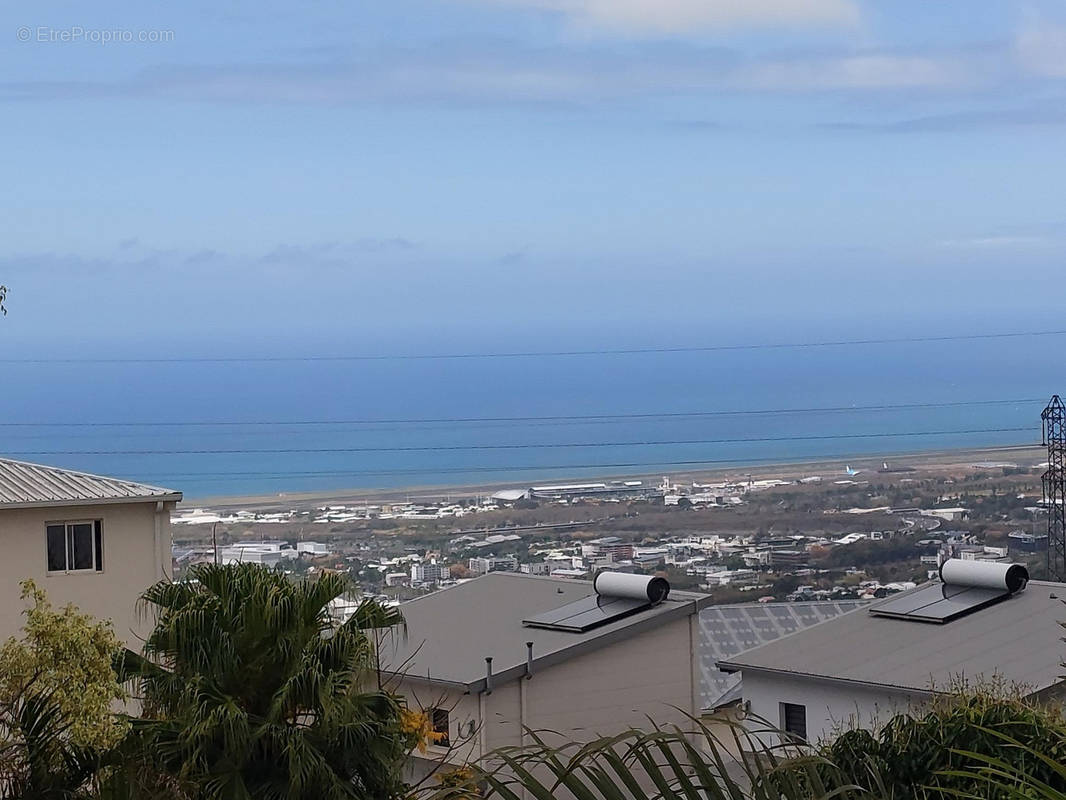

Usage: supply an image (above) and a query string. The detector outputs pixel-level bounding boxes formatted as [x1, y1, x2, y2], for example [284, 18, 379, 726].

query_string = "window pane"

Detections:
[47, 525, 67, 571]
[70, 523, 94, 570]
[431, 707, 450, 748]
[94, 521, 103, 572]
[782, 703, 807, 741]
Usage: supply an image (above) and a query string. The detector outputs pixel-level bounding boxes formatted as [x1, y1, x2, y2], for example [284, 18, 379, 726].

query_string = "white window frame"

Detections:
[45, 520, 102, 575]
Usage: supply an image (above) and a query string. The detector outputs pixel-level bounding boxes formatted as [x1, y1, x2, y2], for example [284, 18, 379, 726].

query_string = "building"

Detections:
[920, 507, 969, 522]
[703, 568, 759, 587]
[296, 541, 330, 556]
[549, 567, 587, 578]
[490, 489, 529, 504]
[411, 561, 446, 584]
[0, 458, 181, 647]
[468, 555, 518, 575]
[769, 549, 810, 569]
[717, 562, 1059, 744]
[582, 537, 634, 562]
[697, 600, 867, 712]
[382, 572, 711, 781]
[631, 550, 667, 568]
[219, 542, 286, 567]
[1008, 531, 1049, 552]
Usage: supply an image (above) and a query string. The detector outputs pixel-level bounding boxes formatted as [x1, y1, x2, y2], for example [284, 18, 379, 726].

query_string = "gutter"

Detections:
[714, 660, 936, 698]
[0, 493, 183, 510]
[386, 596, 708, 694]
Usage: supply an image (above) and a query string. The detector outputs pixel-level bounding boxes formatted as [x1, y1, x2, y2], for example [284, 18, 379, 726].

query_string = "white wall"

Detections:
[742, 671, 925, 745]
[0, 501, 174, 647]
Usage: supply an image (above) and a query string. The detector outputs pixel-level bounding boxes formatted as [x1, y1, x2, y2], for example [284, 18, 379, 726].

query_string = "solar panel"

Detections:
[869, 583, 1009, 624]
[697, 600, 868, 710]
[522, 595, 651, 632]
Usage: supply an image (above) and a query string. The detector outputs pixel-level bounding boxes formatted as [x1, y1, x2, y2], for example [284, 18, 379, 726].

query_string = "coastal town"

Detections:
[6, 0, 1066, 795]
[169, 447, 1050, 612]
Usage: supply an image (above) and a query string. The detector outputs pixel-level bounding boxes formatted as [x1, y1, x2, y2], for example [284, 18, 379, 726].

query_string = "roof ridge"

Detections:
[0, 456, 177, 495]
[0, 457, 182, 508]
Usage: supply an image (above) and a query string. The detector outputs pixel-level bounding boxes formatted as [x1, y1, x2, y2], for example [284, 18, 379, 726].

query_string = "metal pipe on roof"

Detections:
[519, 668, 530, 800]
[525, 641, 534, 678]
[484, 657, 493, 694]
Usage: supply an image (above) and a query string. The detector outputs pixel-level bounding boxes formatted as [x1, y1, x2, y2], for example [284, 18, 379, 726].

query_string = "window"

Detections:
[46, 521, 103, 573]
[430, 707, 450, 748]
[780, 702, 807, 741]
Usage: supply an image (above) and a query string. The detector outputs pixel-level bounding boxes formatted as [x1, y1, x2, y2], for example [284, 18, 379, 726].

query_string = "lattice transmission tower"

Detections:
[1042, 395, 1066, 581]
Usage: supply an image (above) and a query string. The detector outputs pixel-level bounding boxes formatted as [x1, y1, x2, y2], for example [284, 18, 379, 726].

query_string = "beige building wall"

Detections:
[518, 614, 696, 744]
[401, 613, 700, 784]
[0, 501, 175, 647]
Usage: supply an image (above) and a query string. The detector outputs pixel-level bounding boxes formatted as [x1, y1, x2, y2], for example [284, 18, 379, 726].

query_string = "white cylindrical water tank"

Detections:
[939, 559, 1028, 593]
[593, 571, 670, 603]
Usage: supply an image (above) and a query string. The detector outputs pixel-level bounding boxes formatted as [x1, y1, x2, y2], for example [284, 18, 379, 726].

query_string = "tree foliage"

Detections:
[115, 563, 410, 800]
[0, 691, 104, 800]
[0, 580, 127, 750]
[0, 581, 124, 799]
[423, 717, 874, 800]
[822, 686, 1066, 799]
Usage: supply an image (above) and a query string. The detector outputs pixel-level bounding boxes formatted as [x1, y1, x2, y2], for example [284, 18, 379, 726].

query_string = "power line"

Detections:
[1, 426, 1035, 456]
[0, 398, 1042, 428]
[2, 330, 1064, 364]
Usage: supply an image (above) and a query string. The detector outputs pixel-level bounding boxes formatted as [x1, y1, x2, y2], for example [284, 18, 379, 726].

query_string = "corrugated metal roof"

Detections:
[384, 572, 711, 691]
[717, 580, 1066, 695]
[699, 600, 867, 709]
[0, 458, 182, 508]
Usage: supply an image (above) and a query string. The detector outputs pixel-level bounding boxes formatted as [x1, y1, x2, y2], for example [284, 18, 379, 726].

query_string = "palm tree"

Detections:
[0, 688, 102, 800]
[114, 563, 408, 800]
[421, 717, 878, 800]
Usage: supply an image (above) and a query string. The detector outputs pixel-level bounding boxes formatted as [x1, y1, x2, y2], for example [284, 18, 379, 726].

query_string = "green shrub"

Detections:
[822, 686, 1066, 799]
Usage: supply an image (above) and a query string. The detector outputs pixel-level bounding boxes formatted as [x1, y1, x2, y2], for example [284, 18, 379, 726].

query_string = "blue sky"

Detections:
[2, 0, 1065, 354]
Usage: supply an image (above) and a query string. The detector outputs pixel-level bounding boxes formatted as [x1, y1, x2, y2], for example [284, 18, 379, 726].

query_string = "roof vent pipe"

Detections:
[485, 657, 494, 694]
[525, 642, 534, 679]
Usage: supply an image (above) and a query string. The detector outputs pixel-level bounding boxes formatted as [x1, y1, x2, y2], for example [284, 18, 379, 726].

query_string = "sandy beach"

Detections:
[184, 441, 1046, 512]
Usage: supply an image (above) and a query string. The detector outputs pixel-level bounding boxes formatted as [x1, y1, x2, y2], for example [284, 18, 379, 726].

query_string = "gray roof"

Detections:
[0, 458, 182, 509]
[699, 600, 868, 709]
[384, 572, 711, 691]
[717, 580, 1066, 695]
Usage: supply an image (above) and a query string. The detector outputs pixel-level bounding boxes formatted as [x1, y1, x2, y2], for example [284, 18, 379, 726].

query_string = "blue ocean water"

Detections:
[0, 333, 1060, 499]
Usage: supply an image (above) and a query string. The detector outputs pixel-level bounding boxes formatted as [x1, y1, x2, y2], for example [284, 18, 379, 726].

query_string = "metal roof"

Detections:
[382, 572, 711, 692]
[0, 458, 182, 509]
[699, 600, 867, 710]
[717, 580, 1066, 695]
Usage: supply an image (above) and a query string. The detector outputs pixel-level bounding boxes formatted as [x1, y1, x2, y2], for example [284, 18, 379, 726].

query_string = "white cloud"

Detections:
[484, 0, 860, 34]
[0, 45, 970, 108]
[936, 235, 1054, 249]
[739, 54, 968, 90]
[1016, 21, 1066, 77]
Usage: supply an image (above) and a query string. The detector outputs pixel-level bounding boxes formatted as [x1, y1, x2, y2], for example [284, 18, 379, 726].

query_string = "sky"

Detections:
[2, 0, 1065, 356]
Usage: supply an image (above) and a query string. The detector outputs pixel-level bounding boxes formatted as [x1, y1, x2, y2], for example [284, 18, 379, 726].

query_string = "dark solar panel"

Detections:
[523, 595, 650, 632]
[698, 601, 869, 709]
[869, 584, 1008, 624]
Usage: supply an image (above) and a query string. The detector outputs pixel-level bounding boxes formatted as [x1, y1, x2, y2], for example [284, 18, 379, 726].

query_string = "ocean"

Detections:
[0, 333, 1060, 499]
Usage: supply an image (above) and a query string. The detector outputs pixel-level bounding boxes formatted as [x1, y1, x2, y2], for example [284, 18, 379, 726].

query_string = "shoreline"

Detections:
[182, 441, 1046, 511]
